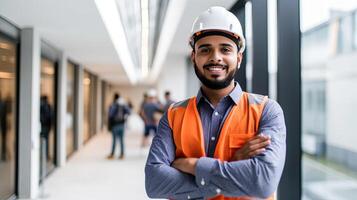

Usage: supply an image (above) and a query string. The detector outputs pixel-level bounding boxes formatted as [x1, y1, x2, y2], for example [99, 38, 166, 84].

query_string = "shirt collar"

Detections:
[196, 81, 243, 106]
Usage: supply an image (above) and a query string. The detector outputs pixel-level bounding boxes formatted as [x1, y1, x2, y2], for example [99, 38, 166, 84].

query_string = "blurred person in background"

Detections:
[140, 89, 163, 148]
[107, 93, 131, 160]
[40, 95, 54, 160]
[163, 91, 175, 112]
[0, 93, 8, 161]
[139, 93, 148, 121]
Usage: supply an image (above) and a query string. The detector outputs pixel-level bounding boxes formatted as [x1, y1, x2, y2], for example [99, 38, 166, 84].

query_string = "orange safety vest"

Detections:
[167, 92, 274, 200]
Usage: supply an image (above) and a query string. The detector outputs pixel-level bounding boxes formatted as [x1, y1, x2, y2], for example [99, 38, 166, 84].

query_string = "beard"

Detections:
[194, 62, 236, 90]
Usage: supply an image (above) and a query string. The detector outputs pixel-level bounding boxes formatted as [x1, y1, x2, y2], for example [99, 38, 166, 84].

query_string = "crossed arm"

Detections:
[145, 100, 286, 199]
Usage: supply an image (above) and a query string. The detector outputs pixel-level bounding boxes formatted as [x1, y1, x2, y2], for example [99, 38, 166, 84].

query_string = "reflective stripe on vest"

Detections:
[167, 92, 274, 200]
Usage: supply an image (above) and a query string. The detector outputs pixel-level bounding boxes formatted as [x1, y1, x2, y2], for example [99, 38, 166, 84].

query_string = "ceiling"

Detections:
[0, 0, 237, 85]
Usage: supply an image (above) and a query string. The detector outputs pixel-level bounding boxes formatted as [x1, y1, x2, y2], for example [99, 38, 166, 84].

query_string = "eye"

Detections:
[198, 47, 210, 54]
[221, 47, 232, 53]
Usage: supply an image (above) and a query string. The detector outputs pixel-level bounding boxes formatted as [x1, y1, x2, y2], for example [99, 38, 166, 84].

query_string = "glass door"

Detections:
[66, 62, 76, 158]
[0, 34, 18, 200]
[39, 57, 57, 181]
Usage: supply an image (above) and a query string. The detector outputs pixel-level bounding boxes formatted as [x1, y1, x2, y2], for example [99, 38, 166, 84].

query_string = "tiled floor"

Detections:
[42, 130, 151, 200]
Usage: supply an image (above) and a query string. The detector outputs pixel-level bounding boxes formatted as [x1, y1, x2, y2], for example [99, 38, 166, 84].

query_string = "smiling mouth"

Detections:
[204, 65, 227, 73]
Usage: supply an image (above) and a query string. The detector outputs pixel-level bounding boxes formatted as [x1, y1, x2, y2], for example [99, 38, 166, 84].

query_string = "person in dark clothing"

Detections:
[163, 91, 175, 112]
[107, 93, 131, 160]
[0, 93, 8, 161]
[40, 95, 54, 159]
[140, 89, 164, 148]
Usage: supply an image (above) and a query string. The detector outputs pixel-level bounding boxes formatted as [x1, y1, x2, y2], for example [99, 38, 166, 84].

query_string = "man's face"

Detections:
[191, 35, 242, 90]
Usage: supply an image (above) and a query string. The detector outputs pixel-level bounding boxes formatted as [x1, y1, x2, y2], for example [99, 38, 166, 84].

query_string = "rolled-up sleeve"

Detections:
[145, 113, 216, 199]
[194, 99, 286, 199]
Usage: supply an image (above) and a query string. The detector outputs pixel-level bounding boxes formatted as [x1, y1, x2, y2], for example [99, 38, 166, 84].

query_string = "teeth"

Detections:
[207, 67, 224, 71]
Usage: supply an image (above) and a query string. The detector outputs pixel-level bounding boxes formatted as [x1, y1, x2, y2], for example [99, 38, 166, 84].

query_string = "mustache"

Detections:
[203, 63, 228, 68]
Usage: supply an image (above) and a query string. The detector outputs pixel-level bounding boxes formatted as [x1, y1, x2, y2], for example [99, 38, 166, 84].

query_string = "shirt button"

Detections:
[187, 195, 191, 199]
[211, 137, 216, 141]
[216, 188, 221, 194]
[201, 178, 205, 186]
[214, 111, 219, 116]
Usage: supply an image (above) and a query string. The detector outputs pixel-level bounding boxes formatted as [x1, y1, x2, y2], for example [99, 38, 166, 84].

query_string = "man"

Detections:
[140, 89, 163, 148]
[163, 91, 175, 112]
[107, 93, 131, 159]
[40, 95, 53, 160]
[0, 93, 7, 161]
[145, 6, 286, 200]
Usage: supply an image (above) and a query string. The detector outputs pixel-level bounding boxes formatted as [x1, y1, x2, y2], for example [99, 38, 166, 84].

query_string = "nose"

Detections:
[209, 50, 222, 63]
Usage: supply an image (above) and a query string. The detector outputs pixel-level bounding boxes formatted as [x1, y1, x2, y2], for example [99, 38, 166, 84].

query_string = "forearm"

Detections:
[145, 149, 217, 199]
[195, 153, 284, 198]
[145, 162, 207, 199]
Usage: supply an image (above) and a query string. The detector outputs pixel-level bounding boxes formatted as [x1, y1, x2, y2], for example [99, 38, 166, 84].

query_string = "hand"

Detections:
[172, 158, 198, 175]
[231, 134, 271, 161]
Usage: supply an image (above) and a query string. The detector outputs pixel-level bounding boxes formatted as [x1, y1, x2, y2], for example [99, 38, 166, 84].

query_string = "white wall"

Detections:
[156, 53, 189, 102]
[111, 85, 153, 113]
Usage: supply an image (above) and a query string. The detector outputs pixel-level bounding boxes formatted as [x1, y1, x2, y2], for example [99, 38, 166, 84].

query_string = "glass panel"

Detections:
[101, 81, 106, 130]
[89, 75, 97, 137]
[66, 62, 75, 157]
[83, 71, 96, 142]
[103, 83, 113, 131]
[301, 2, 357, 199]
[40, 58, 56, 180]
[0, 35, 17, 199]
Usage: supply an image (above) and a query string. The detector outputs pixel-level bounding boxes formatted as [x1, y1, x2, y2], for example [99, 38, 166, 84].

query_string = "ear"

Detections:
[237, 52, 243, 69]
[191, 50, 195, 63]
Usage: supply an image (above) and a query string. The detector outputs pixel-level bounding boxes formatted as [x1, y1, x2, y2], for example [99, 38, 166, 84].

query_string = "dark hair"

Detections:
[165, 91, 170, 96]
[114, 93, 120, 101]
[41, 95, 48, 102]
[191, 30, 240, 51]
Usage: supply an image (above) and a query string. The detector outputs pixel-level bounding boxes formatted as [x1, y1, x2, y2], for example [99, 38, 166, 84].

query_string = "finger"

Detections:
[247, 148, 266, 157]
[171, 158, 182, 167]
[171, 160, 178, 167]
[239, 134, 270, 155]
[239, 138, 264, 154]
[248, 139, 271, 151]
[246, 135, 270, 146]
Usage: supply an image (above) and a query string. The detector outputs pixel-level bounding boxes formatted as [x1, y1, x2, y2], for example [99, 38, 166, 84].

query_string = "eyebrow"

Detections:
[197, 44, 211, 49]
[197, 43, 234, 49]
[220, 43, 234, 48]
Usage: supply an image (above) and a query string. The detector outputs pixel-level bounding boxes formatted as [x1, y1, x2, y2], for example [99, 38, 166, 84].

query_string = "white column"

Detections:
[268, 0, 278, 100]
[56, 53, 67, 166]
[18, 27, 41, 199]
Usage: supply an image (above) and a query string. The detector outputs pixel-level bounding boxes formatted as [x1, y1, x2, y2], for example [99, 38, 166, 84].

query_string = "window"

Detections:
[301, 1, 357, 199]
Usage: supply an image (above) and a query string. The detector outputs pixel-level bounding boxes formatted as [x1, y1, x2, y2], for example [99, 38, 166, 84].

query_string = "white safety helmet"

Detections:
[190, 6, 245, 53]
[147, 89, 157, 97]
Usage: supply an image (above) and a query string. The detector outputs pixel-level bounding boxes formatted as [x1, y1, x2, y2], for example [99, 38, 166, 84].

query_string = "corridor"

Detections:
[43, 130, 149, 200]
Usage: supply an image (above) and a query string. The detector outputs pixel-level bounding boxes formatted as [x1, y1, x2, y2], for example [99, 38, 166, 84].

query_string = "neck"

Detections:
[201, 81, 235, 107]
